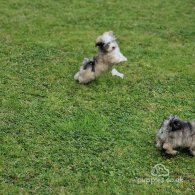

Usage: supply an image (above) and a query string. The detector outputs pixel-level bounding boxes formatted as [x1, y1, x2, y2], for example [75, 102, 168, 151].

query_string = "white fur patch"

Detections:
[111, 68, 124, 78]
[101, 32, 115, 44]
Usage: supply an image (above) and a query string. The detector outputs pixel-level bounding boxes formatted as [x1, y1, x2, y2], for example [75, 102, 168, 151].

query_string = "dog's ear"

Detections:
[108, 31, 114, 36]
[95, 36, 103, 47]
[170, 119, 182, 131]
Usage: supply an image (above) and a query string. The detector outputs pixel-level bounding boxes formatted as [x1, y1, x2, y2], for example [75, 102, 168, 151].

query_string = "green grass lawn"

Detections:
[1, 0, 195, 194]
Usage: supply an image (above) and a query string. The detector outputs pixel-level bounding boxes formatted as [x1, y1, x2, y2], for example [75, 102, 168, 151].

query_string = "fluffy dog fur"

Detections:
[156, 115, 195, 156]
[74, 31, 127, 84]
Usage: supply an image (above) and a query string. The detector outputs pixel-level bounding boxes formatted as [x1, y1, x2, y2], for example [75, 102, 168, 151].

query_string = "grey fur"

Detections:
[156, 115, 195, 156]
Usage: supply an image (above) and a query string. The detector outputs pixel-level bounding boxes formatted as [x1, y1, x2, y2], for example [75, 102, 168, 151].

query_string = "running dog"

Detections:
[156, 115, 195, 156]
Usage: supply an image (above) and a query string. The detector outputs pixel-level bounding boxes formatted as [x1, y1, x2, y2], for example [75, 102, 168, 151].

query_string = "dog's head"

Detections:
[95, 31, 118, 53]
[159, 115, 185, 133]
[95, 31, 127, 63]
[169, 117, 184, 131]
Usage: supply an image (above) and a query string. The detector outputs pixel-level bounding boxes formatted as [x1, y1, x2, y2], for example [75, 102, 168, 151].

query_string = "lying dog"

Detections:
[156, 115, 195, 156]
[74, 31, 127, 84]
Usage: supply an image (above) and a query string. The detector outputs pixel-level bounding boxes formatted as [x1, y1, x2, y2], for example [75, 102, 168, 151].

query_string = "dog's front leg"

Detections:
[156, 139, 163, 149]
[163, 143, 178, 155]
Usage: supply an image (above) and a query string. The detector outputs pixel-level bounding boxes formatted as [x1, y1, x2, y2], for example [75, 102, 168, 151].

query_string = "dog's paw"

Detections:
[172, 150, 178, 155]
[190, 150, 195, 156]
[123, 56, 127, 61]
[166, 150, 178, 155]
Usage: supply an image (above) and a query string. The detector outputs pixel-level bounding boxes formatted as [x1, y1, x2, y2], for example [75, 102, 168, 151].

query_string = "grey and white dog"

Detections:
[156, 115, 195, 156]
[74, 31, 127, 84]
